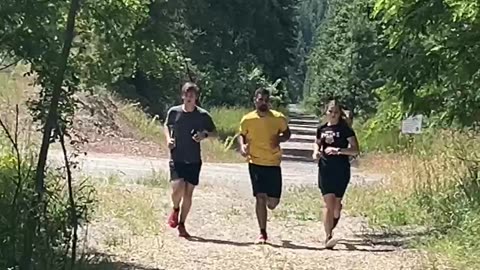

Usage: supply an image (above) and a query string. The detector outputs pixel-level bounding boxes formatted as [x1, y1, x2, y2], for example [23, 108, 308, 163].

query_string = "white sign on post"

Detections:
[401, 114, 423, 134]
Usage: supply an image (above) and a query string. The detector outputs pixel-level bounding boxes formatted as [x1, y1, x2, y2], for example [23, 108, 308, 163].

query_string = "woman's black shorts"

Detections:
[318, 165, 351, 198]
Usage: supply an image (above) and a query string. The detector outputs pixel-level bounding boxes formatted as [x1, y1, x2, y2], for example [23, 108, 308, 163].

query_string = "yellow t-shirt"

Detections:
[239, 110, 288, 166]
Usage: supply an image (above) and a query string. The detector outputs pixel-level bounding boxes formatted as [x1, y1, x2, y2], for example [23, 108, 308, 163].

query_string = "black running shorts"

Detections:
[318, 165, 351, 198]
[248, 163, 282, 198]
[169, 161, 202, 186]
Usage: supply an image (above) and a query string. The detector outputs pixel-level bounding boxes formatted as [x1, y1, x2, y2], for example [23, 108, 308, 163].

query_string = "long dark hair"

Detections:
[324, 99, 352, 127]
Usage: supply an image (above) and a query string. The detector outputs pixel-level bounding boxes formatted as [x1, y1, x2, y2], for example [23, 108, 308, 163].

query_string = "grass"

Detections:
[209, 107, 251, 140]
[117, 101, 166, 146]
[94, 184, 167, 236]
[348, 129, 480, 269]
[0, 65, 38, 148]
[76, 171, 171, 270]
[273, 185, 322, 221]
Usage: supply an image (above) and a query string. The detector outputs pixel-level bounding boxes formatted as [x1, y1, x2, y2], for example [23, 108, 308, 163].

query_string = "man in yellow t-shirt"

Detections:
[238, 88, 291, 244]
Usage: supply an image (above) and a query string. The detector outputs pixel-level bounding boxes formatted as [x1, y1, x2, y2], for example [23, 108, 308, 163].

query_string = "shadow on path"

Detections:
[185, 237, 397, 253]
[187, 236, 253, 247]
[336, 238, 397, 252]
[352, 228, 432, 248]
[79, 252, 165, 270]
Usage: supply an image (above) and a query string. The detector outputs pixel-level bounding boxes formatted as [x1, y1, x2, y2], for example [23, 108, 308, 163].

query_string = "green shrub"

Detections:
[0, 150, 96, 269]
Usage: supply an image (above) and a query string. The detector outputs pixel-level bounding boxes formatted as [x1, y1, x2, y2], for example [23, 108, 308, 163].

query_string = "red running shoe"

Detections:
[255, 232, 268, 244]
[167, 209, 179, 228]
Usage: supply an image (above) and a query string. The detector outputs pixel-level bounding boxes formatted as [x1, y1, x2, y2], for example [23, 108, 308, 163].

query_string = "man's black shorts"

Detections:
[169, 161, 202, 186]
[248, 163, 282, 198]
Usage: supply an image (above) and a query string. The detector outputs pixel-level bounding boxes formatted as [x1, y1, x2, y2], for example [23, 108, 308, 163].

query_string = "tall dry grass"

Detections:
[0, 65, 38, 152]
[348, 129, 480, 269]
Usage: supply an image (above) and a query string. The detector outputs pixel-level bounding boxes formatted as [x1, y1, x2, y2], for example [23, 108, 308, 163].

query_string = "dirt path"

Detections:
[65, 105, 425, 270]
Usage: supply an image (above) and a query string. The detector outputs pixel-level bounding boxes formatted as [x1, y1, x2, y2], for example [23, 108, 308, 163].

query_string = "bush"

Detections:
[0, 149, 96, 269]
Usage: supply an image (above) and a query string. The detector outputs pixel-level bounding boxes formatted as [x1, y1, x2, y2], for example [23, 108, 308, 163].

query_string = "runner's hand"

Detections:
[324, 147, 340, 155]
[312, 151, 321, 160]
[240, 144, 249, 157]
[192, 131, 207, 143]
[167, 138, 176, 150]
[271, 135, 280, 149]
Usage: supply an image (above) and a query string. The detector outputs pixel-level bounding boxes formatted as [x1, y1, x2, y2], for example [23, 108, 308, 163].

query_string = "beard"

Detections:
[258, 104, 268, 112]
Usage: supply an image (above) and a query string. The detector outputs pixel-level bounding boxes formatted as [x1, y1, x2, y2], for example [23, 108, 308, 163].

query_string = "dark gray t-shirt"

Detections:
[165, 105, 216, 163]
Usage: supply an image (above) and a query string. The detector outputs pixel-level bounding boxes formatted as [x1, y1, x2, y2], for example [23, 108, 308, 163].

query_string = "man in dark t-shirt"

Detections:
[164, 82, 216, 238]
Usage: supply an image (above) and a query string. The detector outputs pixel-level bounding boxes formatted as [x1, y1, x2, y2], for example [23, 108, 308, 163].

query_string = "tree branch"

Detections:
[58, 125, 78, 270]
[0, 60, 20, 72]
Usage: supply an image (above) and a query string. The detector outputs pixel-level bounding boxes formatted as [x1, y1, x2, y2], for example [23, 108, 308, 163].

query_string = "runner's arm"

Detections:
[163, 109, 174, 143]
[238, 134, 247, 146]
[313, 138, 321, 152]
[313, 127, 323, 155]
[278, 116, 291, 142]
[163, 125, 171, 143]
[238, 117, 248, 146]
[202, 112, 217, 138]
[339, 136, 359, 156]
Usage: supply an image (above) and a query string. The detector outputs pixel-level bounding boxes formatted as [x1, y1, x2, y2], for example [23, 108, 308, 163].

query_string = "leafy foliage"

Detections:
[373, 0, 480, 126]
[288, 0, 328, 102]
[303, 0, 382, 116]
[302, 0, 479, 127]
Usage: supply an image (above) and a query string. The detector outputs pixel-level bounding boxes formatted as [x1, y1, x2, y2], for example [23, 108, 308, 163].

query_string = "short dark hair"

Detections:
[254, 87, 270, 97]
[181, 82, 199, 95]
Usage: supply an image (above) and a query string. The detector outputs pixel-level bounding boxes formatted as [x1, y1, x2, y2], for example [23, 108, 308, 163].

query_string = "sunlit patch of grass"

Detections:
[117, 101, 166, 148]
[133, 169, 170, 188]
[94, 184, 168, 236]
[209, 107, 251, 140]
[201, 138, 244, 163]
[273, 185, 322, 221]
[0, 64, 38, 150]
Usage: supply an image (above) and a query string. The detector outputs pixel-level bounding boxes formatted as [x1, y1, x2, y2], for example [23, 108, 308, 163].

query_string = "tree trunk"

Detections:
[20, 0, 81, 269]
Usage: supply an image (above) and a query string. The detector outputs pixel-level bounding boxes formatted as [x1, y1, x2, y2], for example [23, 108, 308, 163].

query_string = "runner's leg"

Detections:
[255, 193, 268, 236]
[168, 161, 184, 228]
[266, 166, 282, 210]
[332, 198, 342, 229]
[179, 183, 195, 224]
[319, 166, 338, 246]
[332, 168, 350, 230]
[178, 182, 195, 237]
[178, 163, 201, 238]
[171, 180, 185, 210]
[249, 164, 268, 243]
[323, 194, 336, 239]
